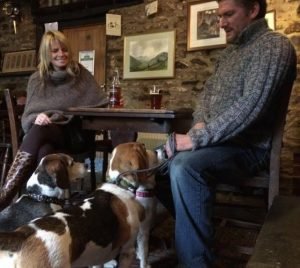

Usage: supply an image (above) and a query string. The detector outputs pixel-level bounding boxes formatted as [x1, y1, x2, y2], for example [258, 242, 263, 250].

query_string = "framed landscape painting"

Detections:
[187, 0, 226, 51]
[123, 30, 175, 79]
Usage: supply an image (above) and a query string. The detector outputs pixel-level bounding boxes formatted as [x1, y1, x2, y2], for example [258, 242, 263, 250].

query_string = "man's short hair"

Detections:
[218, 0, 267, 19]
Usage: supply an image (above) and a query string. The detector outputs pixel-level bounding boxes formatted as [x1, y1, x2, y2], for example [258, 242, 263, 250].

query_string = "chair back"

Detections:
[215, 81, 295, 213]
[4, 88, 21, 159]
[267, 80, 294, 208]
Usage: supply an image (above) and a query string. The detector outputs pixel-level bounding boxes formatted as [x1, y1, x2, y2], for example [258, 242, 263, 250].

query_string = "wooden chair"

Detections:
[0, 89, 23, 186]
[3, 88, 113, 191]
[4, 88, 22, 160]
[214, 81, 295, 259]
[0, 143, 11, 187]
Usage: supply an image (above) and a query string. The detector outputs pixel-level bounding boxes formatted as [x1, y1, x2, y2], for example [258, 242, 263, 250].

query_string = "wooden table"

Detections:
[66, 107, 194, 134]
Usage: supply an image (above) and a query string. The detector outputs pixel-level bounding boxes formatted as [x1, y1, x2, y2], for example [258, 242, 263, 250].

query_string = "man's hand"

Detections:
[34, 113, 51, 125]
[192, 122, 206, 130]
[165, 133, 193, 158]
[165, 122, 205, 158]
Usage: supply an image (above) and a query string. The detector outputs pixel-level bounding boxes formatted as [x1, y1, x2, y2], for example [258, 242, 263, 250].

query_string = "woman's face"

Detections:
[50, 40, 69, 70]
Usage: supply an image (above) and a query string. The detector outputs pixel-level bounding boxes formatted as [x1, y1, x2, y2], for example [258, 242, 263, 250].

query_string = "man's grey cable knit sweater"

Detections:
[21, 65, 108, 134]
[188, 19, 297, 151]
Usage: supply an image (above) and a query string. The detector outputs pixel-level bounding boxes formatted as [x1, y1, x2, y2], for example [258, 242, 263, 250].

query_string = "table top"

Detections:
[66, 107, 194, 119]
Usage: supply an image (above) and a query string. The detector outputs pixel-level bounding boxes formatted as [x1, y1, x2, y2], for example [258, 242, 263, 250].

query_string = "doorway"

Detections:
[63, 24, 106, 85]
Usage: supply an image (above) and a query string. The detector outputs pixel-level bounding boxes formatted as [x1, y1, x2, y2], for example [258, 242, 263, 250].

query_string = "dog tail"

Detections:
[0, 225, 35, 251]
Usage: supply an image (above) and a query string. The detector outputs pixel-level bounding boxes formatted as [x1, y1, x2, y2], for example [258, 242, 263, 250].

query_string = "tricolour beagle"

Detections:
[0, 143, 159, 268]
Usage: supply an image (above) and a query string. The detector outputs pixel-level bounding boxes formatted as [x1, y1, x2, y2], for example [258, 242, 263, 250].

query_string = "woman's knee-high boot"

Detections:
[0, 151, 35, 211]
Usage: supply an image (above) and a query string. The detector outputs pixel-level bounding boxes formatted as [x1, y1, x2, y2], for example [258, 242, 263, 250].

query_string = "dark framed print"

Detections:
[2, 49, 36, 73]
[187, 0, 226, 51]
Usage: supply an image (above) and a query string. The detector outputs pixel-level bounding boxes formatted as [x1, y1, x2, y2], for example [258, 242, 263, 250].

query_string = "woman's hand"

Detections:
[34, 113, 52, 126]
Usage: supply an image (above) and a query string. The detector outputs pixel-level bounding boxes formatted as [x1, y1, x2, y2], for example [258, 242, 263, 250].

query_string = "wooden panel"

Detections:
[63, 24, 106, 85]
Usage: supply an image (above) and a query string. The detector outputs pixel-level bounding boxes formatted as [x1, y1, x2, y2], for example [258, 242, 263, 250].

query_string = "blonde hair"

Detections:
[38, 30, 79, 78]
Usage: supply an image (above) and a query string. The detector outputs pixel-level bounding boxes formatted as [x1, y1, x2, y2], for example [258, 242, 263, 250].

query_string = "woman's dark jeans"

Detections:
[20, 124, 66, 163]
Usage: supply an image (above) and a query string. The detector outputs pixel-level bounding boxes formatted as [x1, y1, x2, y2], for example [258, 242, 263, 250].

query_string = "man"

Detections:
[161, 0, 297, 267]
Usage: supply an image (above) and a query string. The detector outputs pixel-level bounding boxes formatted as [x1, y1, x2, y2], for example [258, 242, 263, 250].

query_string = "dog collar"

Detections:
[28, 193, 66, 206]
[136, 189, 155, 198]
[106, 176, 137, 194]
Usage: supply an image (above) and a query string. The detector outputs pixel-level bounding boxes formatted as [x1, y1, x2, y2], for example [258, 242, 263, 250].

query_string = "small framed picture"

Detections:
[265, 10, 276, 30]
[2, 49, 36, 73]
[106, 14, 121, 36]
[123, 30, 176, 79]
[79, 50, 95, 75]
[187, 0, 226, 51]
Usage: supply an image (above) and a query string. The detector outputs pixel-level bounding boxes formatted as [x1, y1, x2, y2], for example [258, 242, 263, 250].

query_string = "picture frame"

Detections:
[106, 13, 122, 36]
[265, 10, 276, 30]
[187, 0, 226, 51]
[123, 30, 175, 79]
[2, 49, 36, 73]
[79, 50, 95, 75]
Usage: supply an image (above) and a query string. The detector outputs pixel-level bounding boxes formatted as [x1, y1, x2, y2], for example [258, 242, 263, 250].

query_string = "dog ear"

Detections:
[35, 155, 70, 190]
[124, 143, 149, 183]
[56, 153, 74, 166]
[44, 158, 70, 190]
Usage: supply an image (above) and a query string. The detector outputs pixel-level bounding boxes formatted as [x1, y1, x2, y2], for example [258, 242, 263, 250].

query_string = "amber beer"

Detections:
[109, 68, 123, 108]
[150, 92, 162, 109]
[109, 86, 122, 108]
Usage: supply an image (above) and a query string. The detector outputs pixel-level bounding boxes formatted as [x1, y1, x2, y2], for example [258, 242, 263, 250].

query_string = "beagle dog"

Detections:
[0, 153, 87, 232]
[107, 142, 160, 268]
[0, 143, 159, 268]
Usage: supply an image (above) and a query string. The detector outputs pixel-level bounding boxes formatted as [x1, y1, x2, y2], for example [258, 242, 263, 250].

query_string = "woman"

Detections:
[0, 30, 108, 210]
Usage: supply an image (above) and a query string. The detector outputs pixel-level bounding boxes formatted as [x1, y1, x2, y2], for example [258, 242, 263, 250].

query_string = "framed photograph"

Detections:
[123, 30, 175, 79]
[265, 10, 275, 30]
[2, 49, 36, 73]
[187, 0, 226, 51]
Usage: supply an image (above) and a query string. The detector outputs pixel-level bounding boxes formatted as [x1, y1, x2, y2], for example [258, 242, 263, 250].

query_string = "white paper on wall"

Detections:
[44, 22, 58, 32]
[79, 50, 95, 75]
[106, 14, 121, 36]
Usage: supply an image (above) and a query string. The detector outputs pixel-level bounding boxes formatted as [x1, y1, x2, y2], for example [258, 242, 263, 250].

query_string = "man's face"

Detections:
[217, 0, 259, 43]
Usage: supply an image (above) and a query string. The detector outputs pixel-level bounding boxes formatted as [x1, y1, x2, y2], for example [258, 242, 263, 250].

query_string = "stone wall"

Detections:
[0, 3, 36, 92]
[0, 0, 299, 194]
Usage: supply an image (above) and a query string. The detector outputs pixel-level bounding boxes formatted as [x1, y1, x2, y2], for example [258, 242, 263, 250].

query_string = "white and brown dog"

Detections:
[0, 153, 87, 232]
[107, 142, 160, 268]
[0, 142, 159, 268]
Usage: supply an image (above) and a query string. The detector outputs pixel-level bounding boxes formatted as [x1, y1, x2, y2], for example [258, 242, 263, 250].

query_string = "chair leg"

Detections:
[89, 154, 96, 191]
[101, 151, 109, 182]
[0, 145, 11, 187]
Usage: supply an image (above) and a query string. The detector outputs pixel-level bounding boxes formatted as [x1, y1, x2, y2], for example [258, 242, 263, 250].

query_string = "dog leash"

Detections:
[113, 132, 178, 186]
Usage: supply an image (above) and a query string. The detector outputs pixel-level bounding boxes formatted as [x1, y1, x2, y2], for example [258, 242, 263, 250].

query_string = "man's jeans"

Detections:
[156, 142, 269, 268]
